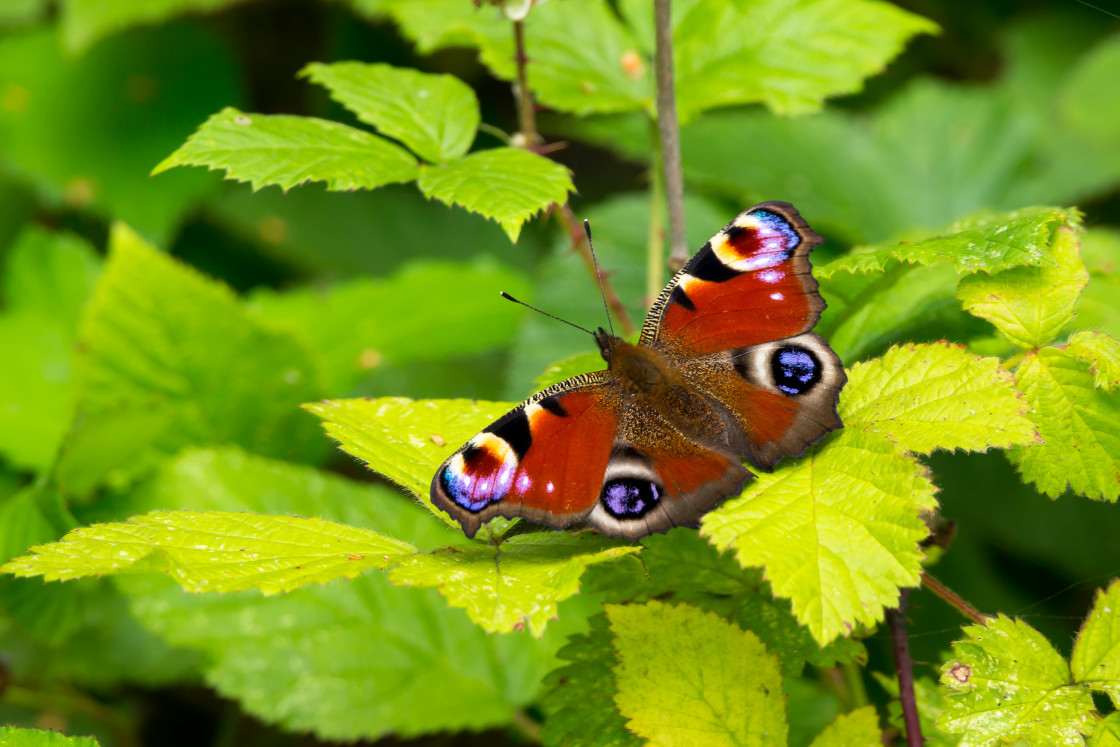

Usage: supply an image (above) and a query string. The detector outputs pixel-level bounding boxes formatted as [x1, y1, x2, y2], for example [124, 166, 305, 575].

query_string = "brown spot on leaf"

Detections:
[949, 664, 971, 684]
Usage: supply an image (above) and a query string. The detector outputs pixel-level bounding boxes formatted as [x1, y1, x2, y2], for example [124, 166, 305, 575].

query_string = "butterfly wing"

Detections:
[431, 372, 622, 538]
[642, 202, 845, 469]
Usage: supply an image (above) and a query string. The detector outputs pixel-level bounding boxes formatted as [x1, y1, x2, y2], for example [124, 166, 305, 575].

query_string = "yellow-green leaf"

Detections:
[808, 706, 882, 747]
[1068, 331, 1120, 391]
[1071, 581, 1120, 707]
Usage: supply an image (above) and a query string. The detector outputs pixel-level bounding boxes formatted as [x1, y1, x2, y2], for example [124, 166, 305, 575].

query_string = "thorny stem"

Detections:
[887, 590, 924, 747]
[509, 12, 637, 337]
[653, 0, 688, 269]
[922, 570, 989, 625]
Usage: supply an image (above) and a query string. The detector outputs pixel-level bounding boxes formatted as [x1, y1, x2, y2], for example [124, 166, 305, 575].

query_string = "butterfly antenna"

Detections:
[500, 292, 596, 338]
[584, 220, 615, 337]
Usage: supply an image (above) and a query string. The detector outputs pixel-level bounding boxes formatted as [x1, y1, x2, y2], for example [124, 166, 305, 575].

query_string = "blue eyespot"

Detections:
[771, 346, 821, 396]
[601, 479, 660, 519]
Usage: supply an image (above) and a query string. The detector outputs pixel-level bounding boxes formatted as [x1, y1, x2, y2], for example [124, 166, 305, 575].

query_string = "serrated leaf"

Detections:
[389, 533, 638, 636]
[842, 342, 1039, 454]
[59, 223, 324, 493]
[808, 706, 882, 747]
[702, 428, 933, 645]
[2, 510, 416, 593]
[540, 612, 641, 747]
[301, 61, 479, 163]
[304, 396, 514, 523]
[668, 0, 938, 119]
[250, 259, 529, 393]
[1071, 581, 1120, 706]
[1091, 713, 1120, 747]
[417, 147, 572, 242]
[938, 615, 1096, 746]
[609, 600, 787, 746]
[818, 206, 1075, 279]
[0, 726, 100, 747]
[153, 107, 419, 191]
[1010, 346, 1120, 502]
[958, 224, 1088, 348]
[125, 573, 580, 740]
[1068, 331, 1120, 391]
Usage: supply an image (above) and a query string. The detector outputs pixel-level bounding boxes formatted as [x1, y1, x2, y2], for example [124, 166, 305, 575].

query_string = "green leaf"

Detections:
[1010, 346, 1120, 502]
[249, 259, 530, 393]
[417, 147, 573, 242]
[390, 533, 638, 635]
[958, 223, 1088, 348]
[701, 428, 934, 645]
[0, 24, 239, 242]
[125, 573, 580, 740]
[1071, 581, 1120, 706]
[938, 615, 1096, 746]
[301, 61, 479, 163]
[819, 206, 1076, 279]
[1067, 331, 1120, 391]
[304, 396, 513, 522]
[153, 107, 419, 192]
[0, 228, 100, 471]
[668, 0, 938, 119]
[2, 509, 416, 593]
[608, 600, 787, 746]
[1077, 229, 1120, 339]
[1091, 713, 1120, 747]
[1059, 33, 1120, 151]
[59, 223, 325, 493]
[0, 726, 100, 747]
[874, 673, 956, 747]
[842, 342, 1039, 454]
[540, 612, 641, 747]
[61, 0, 241, 52]
[807, 706, 882, 747]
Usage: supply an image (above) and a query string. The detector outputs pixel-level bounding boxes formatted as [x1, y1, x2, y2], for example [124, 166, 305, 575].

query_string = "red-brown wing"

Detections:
[642, 201, 826, 356]
[430, 372, 623, 538]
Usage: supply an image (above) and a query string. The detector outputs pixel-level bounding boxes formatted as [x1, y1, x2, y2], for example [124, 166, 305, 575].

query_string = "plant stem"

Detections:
[887, 590, 924, 747]
[921, 570, 988, 625]
[512, 19, 538, 147]
[653, 0, 687, 269]
[647, 126, 666, 304]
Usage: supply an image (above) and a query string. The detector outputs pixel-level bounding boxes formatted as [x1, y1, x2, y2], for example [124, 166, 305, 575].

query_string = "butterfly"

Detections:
[431, 202, 845, 540]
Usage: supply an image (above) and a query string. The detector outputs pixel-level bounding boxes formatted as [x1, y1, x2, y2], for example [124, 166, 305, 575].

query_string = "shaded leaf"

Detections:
[958, 224, 1088, 348]
[1071, 581, 1120, 707]
[1010, 347, 1120, 502]
[390, 533, 638, 635]
[153, 107, 419, 191]
[417, 147, 573, 242]
[609, 600, 787, 746]
[61, 0, 241, 51]
[842, 342, 1039, 454]
[2, 509, 415, 593]
[938, 615, 1096, 746]
[301, 61, 479, 163]
[1067, 331, 1120, 391]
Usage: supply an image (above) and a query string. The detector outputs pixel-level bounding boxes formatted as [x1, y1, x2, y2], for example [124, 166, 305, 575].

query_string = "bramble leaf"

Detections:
[1, 510, 415, 593]
[958, 224, 1088, 349]
[540, 613, 640, 747]
[0, 726, 100, 747]
[1071, 581, 1120, 706]
[666, 0, 938, 119]
[58, 224, 324, 493]
[1091, 713, 1120, 747]
[808, 706, 882, 747]
[153, 107, 419, 191]
[702, 428, 932, 645]
[609, 600, 787, 745]
[1077, 229, 1120, 339]
[389, 533, 639, 636]
[938, 615, 1096, 746]
[417, 147, 573, 242]
[303, 396, 514, 521]
[1067, 331, 1120, 391]
[842, 342, 1039, 454]
[301, 61, 479, 163]
[1010, 347, 1120, 502]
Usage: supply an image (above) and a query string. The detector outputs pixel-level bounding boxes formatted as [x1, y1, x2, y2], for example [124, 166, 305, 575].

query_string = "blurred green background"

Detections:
[1, 0, 1119, 745]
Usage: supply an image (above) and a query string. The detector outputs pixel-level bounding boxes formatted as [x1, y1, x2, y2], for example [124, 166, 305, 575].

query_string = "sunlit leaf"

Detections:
[1067, 331, 1120, 391]
[1071, 581, 1120, 707]
[808, 706, 882, 747]
[0, 726, 100, 747]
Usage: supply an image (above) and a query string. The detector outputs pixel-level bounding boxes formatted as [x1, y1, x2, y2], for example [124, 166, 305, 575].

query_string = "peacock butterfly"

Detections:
[431, 202, 845, 540]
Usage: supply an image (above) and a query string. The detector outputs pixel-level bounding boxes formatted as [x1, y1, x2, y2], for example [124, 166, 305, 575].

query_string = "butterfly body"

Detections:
[432, 202, 845, 540]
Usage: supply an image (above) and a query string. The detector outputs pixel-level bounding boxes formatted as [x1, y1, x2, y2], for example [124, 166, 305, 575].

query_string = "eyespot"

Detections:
[770, 345, 822, 396]
[600, 478, 660, 519]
